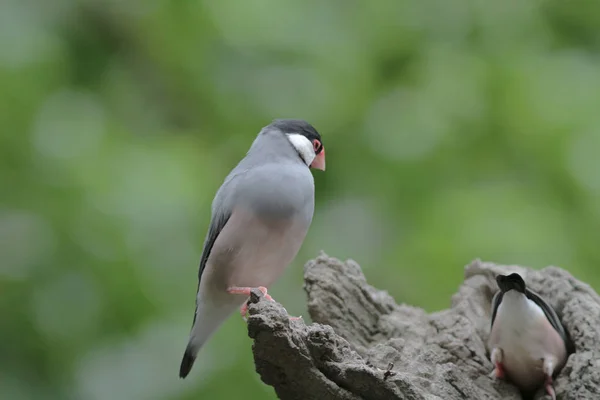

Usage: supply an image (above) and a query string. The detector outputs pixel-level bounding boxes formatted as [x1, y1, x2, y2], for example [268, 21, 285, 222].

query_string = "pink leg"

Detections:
[490, 347, 505, 379]
[545, 375, 556, 400]
[228, 286, 273, 320]
[543, 357, 557, 400]
[227, 286, 302, 320]
[494, 362, 505, 379]
[239, 302, 249, 319]
[228, 286, 273, 301]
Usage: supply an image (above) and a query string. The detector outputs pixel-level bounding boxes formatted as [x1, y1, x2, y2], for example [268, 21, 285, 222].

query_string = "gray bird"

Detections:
[179, 119, 326, 378]
[488, 273, 568, 400]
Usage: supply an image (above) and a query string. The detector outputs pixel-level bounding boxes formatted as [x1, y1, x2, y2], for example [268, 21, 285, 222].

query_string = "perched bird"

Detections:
[179, 119, 326, 379]
[488, 273, 569, 400]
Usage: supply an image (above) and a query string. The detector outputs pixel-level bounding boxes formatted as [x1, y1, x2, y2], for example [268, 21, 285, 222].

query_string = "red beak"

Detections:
[310, 148, 326, 171]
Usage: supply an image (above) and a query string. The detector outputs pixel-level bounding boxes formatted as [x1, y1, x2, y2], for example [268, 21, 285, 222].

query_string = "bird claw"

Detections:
[490, 348, 505, 379]
[495, 363, 505, 379]
[542, 356, 557, 399]
[228, 286, 273, 301]
[545, 374, 556, 400]
[239, 302, 249, 321]
[230, 286, 274, 320]
[229, 286, 301, 320]
[489, 364, 505, 379]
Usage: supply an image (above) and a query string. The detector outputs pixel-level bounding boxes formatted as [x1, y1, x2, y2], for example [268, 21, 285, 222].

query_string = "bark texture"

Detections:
[246, 253, 600, 400]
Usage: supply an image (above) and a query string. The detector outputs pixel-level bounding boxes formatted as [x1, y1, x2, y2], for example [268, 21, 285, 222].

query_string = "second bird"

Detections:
[179, 119, 326, 378]
[488, 273, 568, 400]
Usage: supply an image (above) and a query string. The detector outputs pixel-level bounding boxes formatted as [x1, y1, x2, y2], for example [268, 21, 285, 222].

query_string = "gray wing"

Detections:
[490, 290, 504, 328]
[179, 200, 232, 378]
[188, 171, 244, 326]
[188, 207, 230, 328]
[196, 169, 247, 282]
[197, 209, 230, 281]
[525, 288, 568, 343]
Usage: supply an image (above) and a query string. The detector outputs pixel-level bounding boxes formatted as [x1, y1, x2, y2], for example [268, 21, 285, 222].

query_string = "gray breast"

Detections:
[237, 162, 315, 221]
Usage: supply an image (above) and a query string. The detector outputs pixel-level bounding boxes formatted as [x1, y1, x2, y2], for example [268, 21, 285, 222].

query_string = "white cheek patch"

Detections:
[286, 133, 316, 166]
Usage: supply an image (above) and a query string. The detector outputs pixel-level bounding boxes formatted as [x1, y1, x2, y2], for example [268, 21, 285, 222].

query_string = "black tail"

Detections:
[179, 347, 196, 379]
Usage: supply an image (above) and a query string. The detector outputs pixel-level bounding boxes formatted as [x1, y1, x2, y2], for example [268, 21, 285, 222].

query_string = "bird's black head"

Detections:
[269, 119, 326, 171]
[496, 273, 526, 294]
[271, 119, 324, 153]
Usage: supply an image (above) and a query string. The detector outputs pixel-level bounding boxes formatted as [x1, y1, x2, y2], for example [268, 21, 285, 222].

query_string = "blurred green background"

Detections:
[2, 0, 600, 399]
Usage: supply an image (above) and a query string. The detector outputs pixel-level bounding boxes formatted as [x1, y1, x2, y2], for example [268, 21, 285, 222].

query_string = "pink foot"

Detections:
[228, 286, 273, 320]
[545, 375, 556, 400]
[494, 362, 505, 379]
[239, 302, 249, 319]
[227, 286, 303, 321]
[227, 286, 273, 301]
[490, 348, 505, 379]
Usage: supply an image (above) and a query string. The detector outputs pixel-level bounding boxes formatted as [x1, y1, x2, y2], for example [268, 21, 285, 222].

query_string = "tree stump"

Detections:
[246, 253, 600, 400]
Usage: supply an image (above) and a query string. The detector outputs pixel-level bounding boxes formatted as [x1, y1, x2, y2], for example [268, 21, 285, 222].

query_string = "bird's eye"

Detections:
[313, 139, 322, 153]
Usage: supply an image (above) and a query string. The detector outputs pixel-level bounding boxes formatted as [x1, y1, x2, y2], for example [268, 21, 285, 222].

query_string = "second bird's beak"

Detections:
[310, 148, 326, 171]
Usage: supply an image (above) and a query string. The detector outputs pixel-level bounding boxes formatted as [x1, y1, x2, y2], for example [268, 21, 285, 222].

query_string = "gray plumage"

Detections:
[179, 120, 325, 378]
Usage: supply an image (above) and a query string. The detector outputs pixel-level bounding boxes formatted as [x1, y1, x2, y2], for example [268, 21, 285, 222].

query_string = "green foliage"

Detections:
[1, 0, 599, 399]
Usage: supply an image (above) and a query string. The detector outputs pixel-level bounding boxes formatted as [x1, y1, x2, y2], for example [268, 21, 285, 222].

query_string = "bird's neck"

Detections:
[249, 131, 300, 163]
[500, 291, 543, 320]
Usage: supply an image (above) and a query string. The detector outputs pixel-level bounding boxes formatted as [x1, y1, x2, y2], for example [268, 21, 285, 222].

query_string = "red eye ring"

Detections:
[313, 139, 322, 153]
